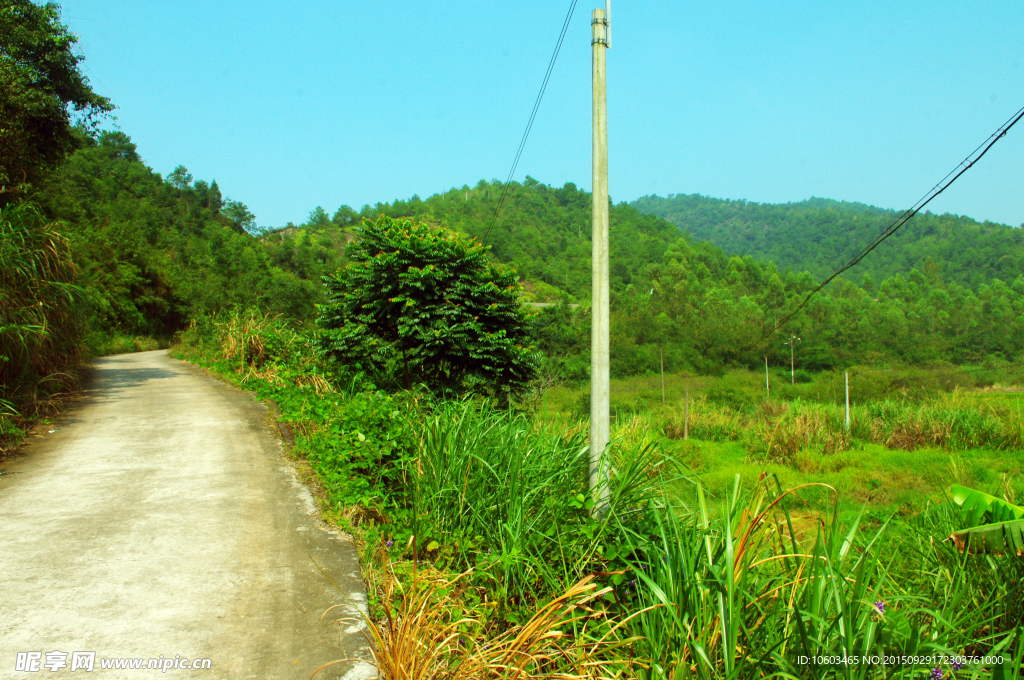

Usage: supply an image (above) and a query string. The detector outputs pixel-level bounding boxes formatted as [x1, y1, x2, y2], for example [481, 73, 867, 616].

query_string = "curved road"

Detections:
[0, 350, 374, 679]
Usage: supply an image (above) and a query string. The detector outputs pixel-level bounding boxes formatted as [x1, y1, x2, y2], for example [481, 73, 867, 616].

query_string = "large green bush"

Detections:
[318, 216, 539, 398]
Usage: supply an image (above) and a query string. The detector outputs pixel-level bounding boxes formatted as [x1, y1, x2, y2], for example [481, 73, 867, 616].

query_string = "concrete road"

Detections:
[0, 350, 375, 679]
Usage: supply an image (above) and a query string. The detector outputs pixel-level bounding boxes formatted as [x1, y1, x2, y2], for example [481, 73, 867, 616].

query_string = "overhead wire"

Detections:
[482, 0, 579, 242]
[746, 102, 1024, 351]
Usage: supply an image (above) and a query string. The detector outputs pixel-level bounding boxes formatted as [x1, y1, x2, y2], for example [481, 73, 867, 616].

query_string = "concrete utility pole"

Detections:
[589, 4, 610, 514]
[784, 335, 801, 384]
[660, 347, 666, 405]
[684, 377, 689, 440]
[845, 371, 851, 432]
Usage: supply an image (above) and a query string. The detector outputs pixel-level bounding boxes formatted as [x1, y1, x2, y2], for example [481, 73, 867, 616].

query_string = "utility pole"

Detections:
[845, 371, 850, 432]
[684, 377, 689, 440]
[784, 335, 801, 384]
[589, 3, 610, 515]
[765, 356, 770, 399]
[660, 347, 666, 406]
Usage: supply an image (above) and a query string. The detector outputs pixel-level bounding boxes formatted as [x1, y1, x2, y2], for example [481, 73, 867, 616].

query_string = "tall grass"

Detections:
[620, 476, 1022, 678]
[396, 399, 669, 623]
[0, 202, 84, 450]
[659, 395, 1021, 461]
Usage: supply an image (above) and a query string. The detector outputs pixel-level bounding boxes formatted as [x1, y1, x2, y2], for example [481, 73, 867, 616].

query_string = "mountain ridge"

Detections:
[631, 192, 1024, 289]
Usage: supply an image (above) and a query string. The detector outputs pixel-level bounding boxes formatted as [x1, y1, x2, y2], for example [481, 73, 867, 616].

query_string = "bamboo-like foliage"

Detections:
[0, 201, 83, 425]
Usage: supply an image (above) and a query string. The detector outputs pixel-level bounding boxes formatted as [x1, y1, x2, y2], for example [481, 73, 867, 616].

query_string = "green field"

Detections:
[540, 369, 1024, 523]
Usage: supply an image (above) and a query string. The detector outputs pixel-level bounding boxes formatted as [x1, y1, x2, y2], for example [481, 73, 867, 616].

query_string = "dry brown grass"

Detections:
[313, 546, 640, 680]
[295, 373, 333, 395]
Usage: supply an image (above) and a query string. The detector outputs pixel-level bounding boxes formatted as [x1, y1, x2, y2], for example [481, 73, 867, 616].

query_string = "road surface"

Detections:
[0, 350, 375, 679]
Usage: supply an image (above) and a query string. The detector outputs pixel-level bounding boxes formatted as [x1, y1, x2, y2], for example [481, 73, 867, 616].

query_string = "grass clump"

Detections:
[620, 476, 1024, 678]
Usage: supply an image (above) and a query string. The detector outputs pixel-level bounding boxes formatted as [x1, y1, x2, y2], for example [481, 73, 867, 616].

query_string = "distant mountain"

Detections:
[630, 193, 1024, 289]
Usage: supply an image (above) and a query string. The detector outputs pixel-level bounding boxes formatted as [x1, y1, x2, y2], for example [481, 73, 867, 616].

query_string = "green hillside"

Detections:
[272, 181, 1024, 377]
[37, 132, 331, 337]
[18, 130, 1024, 385]
[631, 193, 1024, 289]
[308, 177, 679, 303]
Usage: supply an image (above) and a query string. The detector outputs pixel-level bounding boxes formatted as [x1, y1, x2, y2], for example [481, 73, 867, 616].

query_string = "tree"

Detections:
[307, 206, 330, 227]
[0, 0, 113, 202]
[167, 165, 192, 190]
[223, 199, 256, 234]
[318, 216, 538, 398]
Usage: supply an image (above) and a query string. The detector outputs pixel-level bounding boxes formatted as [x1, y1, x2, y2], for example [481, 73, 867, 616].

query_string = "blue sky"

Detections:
[61, 1, 1023, 230]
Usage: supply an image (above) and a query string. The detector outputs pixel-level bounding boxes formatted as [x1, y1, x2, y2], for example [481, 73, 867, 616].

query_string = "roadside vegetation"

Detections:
[169, 220, 1024, 678]
[172, 303, 1024, 679]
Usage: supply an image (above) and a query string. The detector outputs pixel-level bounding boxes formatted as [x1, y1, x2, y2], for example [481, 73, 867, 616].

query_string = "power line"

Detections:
[747, 103, 1024, 351]
[482, 0, 579, 242]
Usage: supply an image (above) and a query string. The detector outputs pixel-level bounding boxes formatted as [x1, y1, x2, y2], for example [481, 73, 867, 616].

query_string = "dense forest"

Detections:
[632, 193, 1024, 289]
[38, 132, 330, 336]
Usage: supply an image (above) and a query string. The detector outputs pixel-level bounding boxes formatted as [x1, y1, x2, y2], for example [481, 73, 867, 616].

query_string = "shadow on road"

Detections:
[89, 365, 180, 391]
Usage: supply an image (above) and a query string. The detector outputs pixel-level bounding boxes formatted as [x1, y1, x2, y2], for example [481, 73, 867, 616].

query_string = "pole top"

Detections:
[605, 0, 612, 48]
[591, 8, 608, 47]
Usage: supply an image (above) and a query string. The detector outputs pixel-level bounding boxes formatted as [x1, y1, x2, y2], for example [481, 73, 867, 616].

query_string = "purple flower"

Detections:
[630, 579, 636, 586]
[386, 539, 394, 549]
[873, 600, 885, 615]
[487, 548, 492, 554]
[930, 667, 943, 680]
[951, 659, 964, 671]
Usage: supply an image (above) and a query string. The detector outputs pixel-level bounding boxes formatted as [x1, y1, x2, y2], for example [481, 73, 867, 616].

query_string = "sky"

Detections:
[60, 0, 1024, 230]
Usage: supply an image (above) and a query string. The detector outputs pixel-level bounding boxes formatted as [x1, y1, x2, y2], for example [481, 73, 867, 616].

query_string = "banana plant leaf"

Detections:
[951, 484, 1024, 525]
[949, 484, 1024, 555]
[950, 518, 1024, 555]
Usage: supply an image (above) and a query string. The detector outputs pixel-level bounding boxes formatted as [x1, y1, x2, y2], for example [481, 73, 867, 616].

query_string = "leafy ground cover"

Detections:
[173, 311, 1022, 679]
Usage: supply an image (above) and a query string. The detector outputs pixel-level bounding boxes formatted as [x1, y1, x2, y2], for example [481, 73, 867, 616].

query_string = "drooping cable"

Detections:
[747, 103, 1024, 351]
[482, 0, 579, 242]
